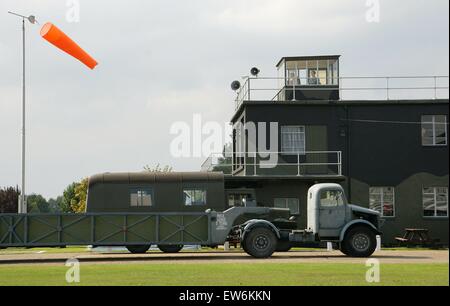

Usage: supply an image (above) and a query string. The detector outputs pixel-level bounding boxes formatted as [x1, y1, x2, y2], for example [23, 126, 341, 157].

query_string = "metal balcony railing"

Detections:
[235, 76, 450, 110]
[201, 151, 342, 177]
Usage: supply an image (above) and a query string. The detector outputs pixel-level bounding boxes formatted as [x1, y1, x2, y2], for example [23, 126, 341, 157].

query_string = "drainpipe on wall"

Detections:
[345, 105, 352, 202]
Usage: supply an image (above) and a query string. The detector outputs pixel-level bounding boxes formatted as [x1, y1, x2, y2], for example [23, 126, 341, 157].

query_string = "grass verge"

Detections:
[0, 263, 448, 286]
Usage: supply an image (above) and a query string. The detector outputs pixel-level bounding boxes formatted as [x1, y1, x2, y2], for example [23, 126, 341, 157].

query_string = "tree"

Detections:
[27, 194, 50, 213]
[72, 178, 88, 213]
[47, 196, 63, 213]
[144, 163, 173, 173]
[61, 182, 77, 213]
[212, 143, 233, 174]
[59, 179, 89, 213]
[0, 186, 20, 213]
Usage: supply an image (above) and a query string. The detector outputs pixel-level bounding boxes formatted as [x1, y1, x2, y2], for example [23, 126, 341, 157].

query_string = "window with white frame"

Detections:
[183, 189, 207, 206]
[130, 188, 153, 207]
[369, 187, 395, 217]
[281, 126, 305, 154]
[274, 198, 300, 215]
[320, 190, 344, 207]
[423, 187, 448, 217]
[422, 115, 447, 146]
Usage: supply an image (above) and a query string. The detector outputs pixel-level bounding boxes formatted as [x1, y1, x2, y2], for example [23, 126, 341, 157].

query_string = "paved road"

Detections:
[0, 250, 448, 265]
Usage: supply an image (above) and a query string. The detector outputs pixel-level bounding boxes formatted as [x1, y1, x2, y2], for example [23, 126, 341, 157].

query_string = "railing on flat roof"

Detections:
[201, 151, 342, 177]
[235, 76, 449, 110]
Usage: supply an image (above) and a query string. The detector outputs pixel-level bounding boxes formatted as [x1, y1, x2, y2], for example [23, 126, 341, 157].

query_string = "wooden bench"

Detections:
[395, 228, 442, 248]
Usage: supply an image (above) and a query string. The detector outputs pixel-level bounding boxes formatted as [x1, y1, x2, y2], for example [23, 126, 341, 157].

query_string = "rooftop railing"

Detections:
[201, 151, 342, 177]
[235, 76, 449, 110]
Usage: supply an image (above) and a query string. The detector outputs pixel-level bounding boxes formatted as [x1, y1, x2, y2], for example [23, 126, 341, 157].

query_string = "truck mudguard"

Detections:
[242, 219, 281, 241]
[339, 219, 381, 242]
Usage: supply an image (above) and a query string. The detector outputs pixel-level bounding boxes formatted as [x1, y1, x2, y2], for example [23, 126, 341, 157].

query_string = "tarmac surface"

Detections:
[0, 249, 448, 265]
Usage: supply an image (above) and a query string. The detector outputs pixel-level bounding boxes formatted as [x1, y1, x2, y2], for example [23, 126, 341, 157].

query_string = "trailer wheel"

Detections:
[276, 241, 292, 252]
[158, 245, 183, 253]
[243, 227, 277, 258]
[342, 226, 377, 258]
[126, 245, 151, 254]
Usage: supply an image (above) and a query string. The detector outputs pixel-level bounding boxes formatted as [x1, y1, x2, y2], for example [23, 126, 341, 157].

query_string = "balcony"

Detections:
[201, 151, 342, 178]
[235, 75, 449, 110]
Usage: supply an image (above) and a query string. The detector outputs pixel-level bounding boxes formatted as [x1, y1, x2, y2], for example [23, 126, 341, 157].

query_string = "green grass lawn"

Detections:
[0, 263, 447, 286]
[0, 246, 89, 254]
[1, 246, 446, 255]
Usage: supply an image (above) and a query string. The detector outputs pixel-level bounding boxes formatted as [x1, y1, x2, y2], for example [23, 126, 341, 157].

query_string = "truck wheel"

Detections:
[276, 241, 292, 252]
[126, 245, 151, 254]
[158, 245, 183, 253]
[243, 227, 277, 258]
[343, 226, 377, 258]
[340, 243, 350, 256]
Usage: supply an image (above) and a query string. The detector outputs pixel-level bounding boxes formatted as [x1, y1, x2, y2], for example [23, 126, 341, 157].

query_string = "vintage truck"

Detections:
[0, 172, 381, 258]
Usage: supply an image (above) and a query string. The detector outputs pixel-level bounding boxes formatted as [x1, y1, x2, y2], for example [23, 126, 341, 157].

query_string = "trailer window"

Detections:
[184, 189, 207, 206]
[320, 190, 344, 207]
[130, 188, 153, 207]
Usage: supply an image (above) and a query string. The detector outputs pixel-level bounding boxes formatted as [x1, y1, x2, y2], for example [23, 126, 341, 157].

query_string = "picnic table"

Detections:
[395, 228, 440, 247]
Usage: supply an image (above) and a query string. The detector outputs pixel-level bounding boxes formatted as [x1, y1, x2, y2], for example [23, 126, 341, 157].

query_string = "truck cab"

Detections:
[238, 183, 382, 258]
[307, 183, 381, 241]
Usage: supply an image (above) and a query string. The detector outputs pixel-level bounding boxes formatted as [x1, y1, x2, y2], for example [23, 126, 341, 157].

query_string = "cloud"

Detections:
[0, 0, 448, 198]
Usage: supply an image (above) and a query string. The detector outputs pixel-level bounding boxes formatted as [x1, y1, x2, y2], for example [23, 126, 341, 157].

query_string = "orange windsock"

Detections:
[40, 22, 98, 70]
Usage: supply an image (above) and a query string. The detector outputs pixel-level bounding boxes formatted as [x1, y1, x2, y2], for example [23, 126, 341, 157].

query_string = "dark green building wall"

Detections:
[231, 100, 449, 245]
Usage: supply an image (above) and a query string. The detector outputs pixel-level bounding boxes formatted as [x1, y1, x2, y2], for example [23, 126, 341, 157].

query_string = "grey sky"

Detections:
[0, 0, 449, 199]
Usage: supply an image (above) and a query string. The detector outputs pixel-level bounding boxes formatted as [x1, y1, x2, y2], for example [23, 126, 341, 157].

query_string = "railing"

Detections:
[235, 76, 449, 110]
[202, 151, 342, 177]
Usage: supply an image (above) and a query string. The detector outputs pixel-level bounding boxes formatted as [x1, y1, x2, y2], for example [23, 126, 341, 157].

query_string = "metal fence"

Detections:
[235, 76, 449, 110]
[0, 213, 211, 247]
[202, 151, 342, 177]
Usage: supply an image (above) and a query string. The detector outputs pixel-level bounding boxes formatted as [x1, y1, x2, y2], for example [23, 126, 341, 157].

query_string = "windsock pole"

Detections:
[8, 11, 38, 213]
[20, 17, 26, 214]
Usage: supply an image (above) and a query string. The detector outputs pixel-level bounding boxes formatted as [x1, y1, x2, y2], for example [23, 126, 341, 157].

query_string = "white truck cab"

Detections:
[238, 183, 382, 258]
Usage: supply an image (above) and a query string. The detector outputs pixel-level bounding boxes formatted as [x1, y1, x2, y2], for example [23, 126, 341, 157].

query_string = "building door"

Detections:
[318, 189, 346, 237]
[305, 126, 328, 175]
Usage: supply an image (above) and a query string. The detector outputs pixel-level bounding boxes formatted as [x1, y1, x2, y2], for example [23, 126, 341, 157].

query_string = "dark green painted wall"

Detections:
[232, 100, 449, 245]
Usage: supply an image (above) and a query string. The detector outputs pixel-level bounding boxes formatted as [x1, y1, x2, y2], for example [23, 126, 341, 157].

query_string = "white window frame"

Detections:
[422, 187, 449, 218]
[422, 115, 448, 146]
[183, 189, 207, 206]
[274, 198, 300, 215]
[130, 188, 153, 207]
[369, 187, 396, 218]
[281, 125, 306, 155]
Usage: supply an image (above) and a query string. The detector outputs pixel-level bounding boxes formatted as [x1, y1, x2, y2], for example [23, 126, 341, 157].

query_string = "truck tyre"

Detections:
[342, 226, 377, 258]
[339, 243, 350, 256]
[276, 241, 292, 252]
[158, 245, 183, 253]
[126, 245, 151, 254]
[243, 227, 277, 258]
